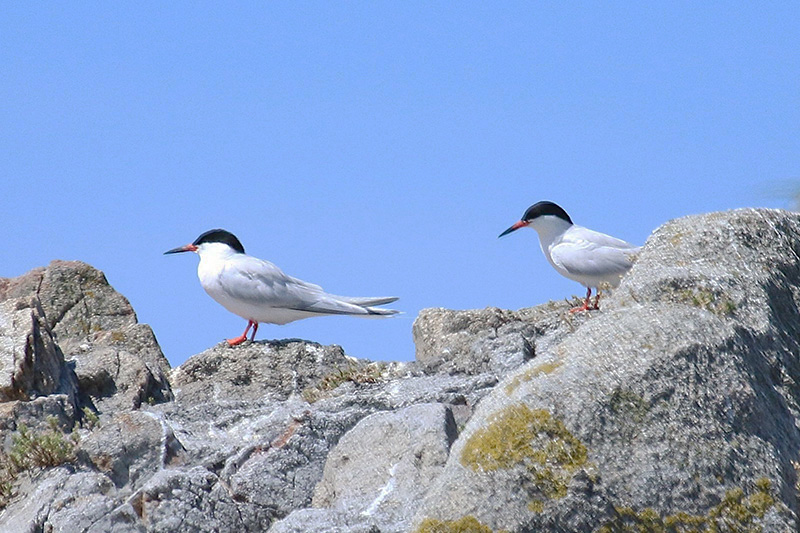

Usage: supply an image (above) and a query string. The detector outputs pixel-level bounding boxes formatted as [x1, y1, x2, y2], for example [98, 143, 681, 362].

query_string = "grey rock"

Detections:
[0, 261, 172, 417]
[170, 339, 354, 404]
[79, 410, 184, 491]
[0, 269, 82, 446]
[0, 394, 77, 447]
[412, 301, 589, 377]
[31, 260, 138, 342]
[268, 508, 380, 533]
[70, 323, 173, 412]
[0, 297, 77, 403]
[414, 208, 800, 532]
[310, 403, 457, 532]
[133, 466, 272, 533]
[4, 208, 800, 533]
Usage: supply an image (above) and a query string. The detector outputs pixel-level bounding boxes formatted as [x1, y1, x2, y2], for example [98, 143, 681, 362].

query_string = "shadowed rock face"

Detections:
[1, 208, 800, 533]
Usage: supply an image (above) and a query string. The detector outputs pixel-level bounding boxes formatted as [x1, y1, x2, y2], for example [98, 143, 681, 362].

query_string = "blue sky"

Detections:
[3, 4, 798, 366]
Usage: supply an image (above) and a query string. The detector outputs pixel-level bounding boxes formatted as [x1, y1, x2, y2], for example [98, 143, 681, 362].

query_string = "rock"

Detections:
[3, 209, 800, 533]
[0, 297, 77, 404]
[133, 466, 273, 533]
[0, 261, 172, 417]
[412, 301, 587, 377]
[70, 323, 173, 412]
[309, 403, 457, 532]
[170, 339, 355, 404]
[268, 508, 380, 533]
[79, 410, 184, 490]
[0, 267, 82, 445]
[413, 209, 800, 532]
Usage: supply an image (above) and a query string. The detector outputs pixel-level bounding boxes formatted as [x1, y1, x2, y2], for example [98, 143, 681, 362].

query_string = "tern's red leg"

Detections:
[570, 287, 594, 313]
[592, 292, 601, 310]
[249, 322, 259, 341]
[227, 320, 255, 346]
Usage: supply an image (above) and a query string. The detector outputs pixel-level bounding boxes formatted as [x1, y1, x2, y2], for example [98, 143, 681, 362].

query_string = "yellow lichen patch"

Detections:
[504, 360, 563, 395]
[460, 404, 587, 511]
[414, 516, 496, 533]
[677, 289, 736, 317]
[110, 331, 126, 343]
[598, 478, 776, 532]
[528, 500, 544, 513]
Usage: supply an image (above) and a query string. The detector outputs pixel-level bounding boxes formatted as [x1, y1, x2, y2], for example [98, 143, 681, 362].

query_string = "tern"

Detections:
[499, 201, 640, 312]
[165, 229, 399, 346]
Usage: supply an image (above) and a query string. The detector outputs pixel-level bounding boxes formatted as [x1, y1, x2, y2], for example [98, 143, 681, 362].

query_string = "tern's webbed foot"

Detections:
[569, 303, 592, 313]
[226, 335, 247, 346]
[570, 288, 599, 313]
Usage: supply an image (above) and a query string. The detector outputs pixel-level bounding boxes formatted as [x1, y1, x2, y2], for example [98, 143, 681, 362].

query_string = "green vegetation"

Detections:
[7, 418, 79, 471]
[0, 417, 80, 509]
[415, 515, 498, 533]
[677, 289, 736, 317]
[460, 404, 588, 511]
[598, 478, 776, 532]
[81, 407, 100, 429]
[302, 362, 386, 403]
[0, 457, 14, 509]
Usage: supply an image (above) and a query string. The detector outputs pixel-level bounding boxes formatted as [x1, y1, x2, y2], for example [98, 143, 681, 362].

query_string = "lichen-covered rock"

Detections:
[71, 323, 173, 411]
[414, 209, 800, 532]
[0, 298, 77, 404]
[79, 410, 184, 490]
[0, 261, 172, 416]
[4, 209, 800, 533]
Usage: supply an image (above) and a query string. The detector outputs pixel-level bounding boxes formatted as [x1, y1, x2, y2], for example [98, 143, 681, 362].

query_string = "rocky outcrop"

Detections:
[1, 208, 800, 532]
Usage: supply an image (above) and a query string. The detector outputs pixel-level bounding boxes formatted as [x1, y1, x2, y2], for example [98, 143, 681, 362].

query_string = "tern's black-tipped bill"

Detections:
[164, 244, 197, 255]
[498, 220, 527, 238]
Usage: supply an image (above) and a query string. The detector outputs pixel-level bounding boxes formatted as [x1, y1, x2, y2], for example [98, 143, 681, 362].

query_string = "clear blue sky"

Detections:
[3, 4, 798, 367]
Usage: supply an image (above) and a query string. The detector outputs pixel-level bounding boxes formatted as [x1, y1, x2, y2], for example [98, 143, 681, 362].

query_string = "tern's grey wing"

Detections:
[565, 226, 639, 250]
[331, 295, 399, 306]
[215, 256, 314, 308]
[219, 256, 386, 316]
[550, 239, 640, 280]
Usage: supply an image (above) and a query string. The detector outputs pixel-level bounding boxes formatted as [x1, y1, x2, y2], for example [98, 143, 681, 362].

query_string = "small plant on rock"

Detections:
[302, 363, 386, 403]
[8, 417, 79, 471]
[81, 407, 100, 430]
[0, 417, 80, 509]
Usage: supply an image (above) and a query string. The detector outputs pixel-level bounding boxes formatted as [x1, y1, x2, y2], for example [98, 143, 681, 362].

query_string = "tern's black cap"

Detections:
[521, 201, 572, 224]
[193, 229, 245, 254]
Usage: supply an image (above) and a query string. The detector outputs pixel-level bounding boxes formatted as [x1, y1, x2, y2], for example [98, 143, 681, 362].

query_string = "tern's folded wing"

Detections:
[550, 240, 639, 279]
[218, 256, 394, 315]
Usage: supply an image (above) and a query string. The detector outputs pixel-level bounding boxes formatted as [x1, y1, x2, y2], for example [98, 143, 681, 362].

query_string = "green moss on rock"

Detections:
[415, 515, 496, 533]
[677, 289, 736, 316]
[301, 362, 385, 403]
[598, 478, 776, 532]
[460, 404, 587, 510]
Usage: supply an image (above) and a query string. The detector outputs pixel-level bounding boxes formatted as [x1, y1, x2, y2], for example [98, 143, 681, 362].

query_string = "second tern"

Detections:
[499, 201, 640, 312]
